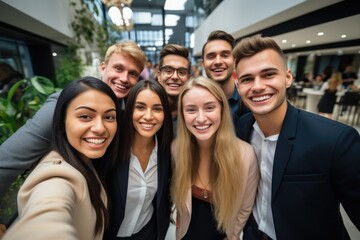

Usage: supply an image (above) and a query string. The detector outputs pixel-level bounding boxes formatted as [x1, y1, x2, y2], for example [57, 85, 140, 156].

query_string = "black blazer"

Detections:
[235, 103, 360, 240]
[103, 147, 172, 240]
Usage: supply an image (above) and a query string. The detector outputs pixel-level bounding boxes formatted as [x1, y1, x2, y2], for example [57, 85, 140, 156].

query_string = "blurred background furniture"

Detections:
[335, 91, 360, 125]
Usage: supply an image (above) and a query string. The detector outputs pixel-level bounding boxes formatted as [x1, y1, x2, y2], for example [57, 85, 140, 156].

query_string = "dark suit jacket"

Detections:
[103, 147, 172, 240]
[236, 103, 360, 240]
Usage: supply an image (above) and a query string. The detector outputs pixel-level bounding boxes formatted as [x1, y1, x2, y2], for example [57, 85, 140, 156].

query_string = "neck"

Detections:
[132, 135, 155, 172]
[132, 134, 154, 153]
[221, 78, 235, 99]
[196, 143, 212, 184]
[254, 100, 288, 137]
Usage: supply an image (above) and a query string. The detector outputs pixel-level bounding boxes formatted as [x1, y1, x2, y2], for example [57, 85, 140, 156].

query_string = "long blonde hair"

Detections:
[327, 72, 342, 91]
[171, 76, 245, 232]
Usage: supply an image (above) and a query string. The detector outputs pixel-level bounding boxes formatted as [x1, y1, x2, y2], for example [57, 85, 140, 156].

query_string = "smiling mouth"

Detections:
[251, 95, 271, 102]
[114, 83, 128, 91]
[141, 123, 155, 129]
[194, 124, 211, 130]
[84, 138, 106, 144]
[212, 68, 225, 73]
[168, 83, 181, 88]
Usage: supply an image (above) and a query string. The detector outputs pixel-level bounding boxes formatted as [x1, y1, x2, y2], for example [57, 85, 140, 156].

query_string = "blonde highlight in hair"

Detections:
[171, 76, 245, 232]
[104, 41, 146, 71]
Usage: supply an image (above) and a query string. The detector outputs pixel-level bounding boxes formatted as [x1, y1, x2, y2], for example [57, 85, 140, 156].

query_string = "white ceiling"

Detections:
[273, 14, 360, 56]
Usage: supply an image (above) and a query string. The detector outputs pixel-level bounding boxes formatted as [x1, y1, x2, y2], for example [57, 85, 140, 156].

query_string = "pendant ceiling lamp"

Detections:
[102, 0, 134, 31]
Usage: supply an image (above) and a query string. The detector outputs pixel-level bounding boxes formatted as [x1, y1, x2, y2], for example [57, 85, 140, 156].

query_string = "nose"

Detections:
[196, 109, 207, 122]
[252, 77, 265, 92]
[214, 55, 222, 64]
[119, 71, 129, 83]
[91, 117, 106, 133]
[171, 70, 180, 80]
[144, 108, 154, 121]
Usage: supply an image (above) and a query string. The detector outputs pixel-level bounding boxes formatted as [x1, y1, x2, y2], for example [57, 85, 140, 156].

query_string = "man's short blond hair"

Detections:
[104, 41, 147, 71]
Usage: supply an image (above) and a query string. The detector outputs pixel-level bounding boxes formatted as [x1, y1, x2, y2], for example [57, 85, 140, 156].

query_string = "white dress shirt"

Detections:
[251, 122, 278, 240]
[117, 138, 158, 237]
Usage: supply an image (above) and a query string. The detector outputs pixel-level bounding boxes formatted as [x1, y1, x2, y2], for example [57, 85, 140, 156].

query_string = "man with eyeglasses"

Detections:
[157, 44, 191, 134]
[202, 30, 249, 123]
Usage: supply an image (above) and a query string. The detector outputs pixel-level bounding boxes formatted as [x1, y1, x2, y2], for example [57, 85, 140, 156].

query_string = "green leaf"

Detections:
[30, 76, 54, 94]
[6, 80, 25, 102]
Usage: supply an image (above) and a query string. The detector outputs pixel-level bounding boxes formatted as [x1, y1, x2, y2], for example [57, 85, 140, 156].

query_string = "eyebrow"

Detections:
[162, 65, 188, 69]
[75, 106, 116, 113]
[184, 100, 217, 107]
[238, 67, 279, 79]
[205, 49, 231, 55]
[135, 102, 163, 107]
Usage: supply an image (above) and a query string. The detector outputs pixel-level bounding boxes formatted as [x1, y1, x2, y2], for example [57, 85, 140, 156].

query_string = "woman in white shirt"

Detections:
[103, 80, 173, 240]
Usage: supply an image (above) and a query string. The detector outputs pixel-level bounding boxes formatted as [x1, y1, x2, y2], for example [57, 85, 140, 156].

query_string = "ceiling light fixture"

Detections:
[165, 0, 187, 10]
[341, 34, 347, 38]
[306, 40, 311, 44]
[317, 32, 324, 36]
[102, 0, 134, 31]
[282, 39, 287, 43]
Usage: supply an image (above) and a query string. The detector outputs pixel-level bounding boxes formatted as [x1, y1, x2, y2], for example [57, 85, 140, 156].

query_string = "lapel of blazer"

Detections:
[236, 112, 256, 141]
[115, 159, 130, 223]
[156, 147, 170, 208]
[272, 104, 297, 200]
[157, 149, 164, 208]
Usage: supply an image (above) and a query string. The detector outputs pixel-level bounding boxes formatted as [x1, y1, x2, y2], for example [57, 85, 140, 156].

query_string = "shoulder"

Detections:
[283, 107, 359, 156]
[234, 138, 257, 169]
[36, 91, 61, 112]
[22, 151, 87, 199]
[234, 138, 252, 152]
[47, 91, 61, 101]
[297, 109, 358, 137]
[29, 151, 83, 178]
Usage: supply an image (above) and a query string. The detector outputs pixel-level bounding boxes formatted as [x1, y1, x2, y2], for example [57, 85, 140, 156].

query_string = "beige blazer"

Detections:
[3, 151, 107, 240]
[175, 139, 259, 240]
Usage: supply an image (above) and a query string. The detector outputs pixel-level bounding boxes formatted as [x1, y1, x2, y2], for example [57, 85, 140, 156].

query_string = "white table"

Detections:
[302, 88, 324, 113]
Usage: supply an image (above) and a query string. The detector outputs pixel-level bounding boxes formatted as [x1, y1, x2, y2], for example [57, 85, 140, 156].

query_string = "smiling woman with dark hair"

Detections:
[3, 77, 121, 240]
[104, 79, 173, 240]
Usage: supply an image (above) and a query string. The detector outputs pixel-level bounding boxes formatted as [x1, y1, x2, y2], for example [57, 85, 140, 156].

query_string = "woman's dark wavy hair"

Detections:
[51, 76, 121, 236]
[120, 79, 173, 163]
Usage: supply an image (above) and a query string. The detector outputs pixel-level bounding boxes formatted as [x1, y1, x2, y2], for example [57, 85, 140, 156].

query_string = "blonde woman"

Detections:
[318, 72, 343, 119]
[171, 76, 259, 240]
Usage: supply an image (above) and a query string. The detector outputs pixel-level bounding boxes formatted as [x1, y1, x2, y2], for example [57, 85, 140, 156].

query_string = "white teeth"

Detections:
[252, 95, 270, 102]
[142, 123, 154, 128]
[114, 83, 127, 90]
[168, 83, 180, 87]
[85, 138, 106, 144]
[195, 125, 210, 130]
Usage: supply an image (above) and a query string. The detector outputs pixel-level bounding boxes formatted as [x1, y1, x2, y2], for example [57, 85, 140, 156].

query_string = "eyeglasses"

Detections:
[160, 66, 189, 79]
